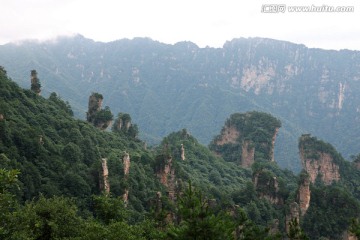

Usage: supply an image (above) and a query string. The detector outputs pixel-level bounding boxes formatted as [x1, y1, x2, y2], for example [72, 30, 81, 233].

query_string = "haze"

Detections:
[1, 0, 360, 50]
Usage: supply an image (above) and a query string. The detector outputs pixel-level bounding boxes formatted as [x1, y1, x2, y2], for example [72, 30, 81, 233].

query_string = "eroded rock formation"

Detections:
[180, 144, 185, 161]
[299, 134, 340, 185]
[123, 152, 130, 176]
[123, 189, 129, 205]
[270, 128, 279, 162]
[156, 155, 176, 201]
[100, 158, 110, 194]
[86, 93, 113, 130]
[215, 125, 240, 145]
[122, 152, 130, 203]
[297, 173, 311, 216]
[210, 112, 281, 167]
[241, 140, 255, 167]
[30, 70, 41, 95]
[300, 152, 340, 185]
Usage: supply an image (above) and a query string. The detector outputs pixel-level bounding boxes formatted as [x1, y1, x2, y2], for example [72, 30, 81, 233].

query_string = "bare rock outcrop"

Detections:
[270, 127, 279, 162]
[30, 70, 41, 95]
[122, 152, 131, 203]
[299, 134, 340, 185]
[100, 158, 110, 194]
[156, 155, 176, 201]
[297, 173, 311, 216]
[241, 140, 255, 167]
[180, 144, 185, 161]
[123, 152, 130, 177]
[86, 93, 113, 130]
[210, 112, 281, 167]
[215, 125, 240, 145]
[300, 152, 340, 185]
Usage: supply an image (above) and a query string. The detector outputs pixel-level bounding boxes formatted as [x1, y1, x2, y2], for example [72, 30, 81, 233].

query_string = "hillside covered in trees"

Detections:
[2, 67, 360, 239]
[3, 36, 360, 172]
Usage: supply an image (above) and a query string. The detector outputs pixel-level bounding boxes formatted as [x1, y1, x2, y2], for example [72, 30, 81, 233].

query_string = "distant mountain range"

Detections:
[1, 34, 360, 172]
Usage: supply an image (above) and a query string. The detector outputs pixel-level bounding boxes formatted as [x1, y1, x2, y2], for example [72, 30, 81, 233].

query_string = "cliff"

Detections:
[86, 93, 113, 130]
[297, 172, 311, 216]
[155, 154, 176, 201]
[30, 70, 41, 95]
[299, 134, 340, 185]
[210, 111, 281, 167]
[87, 92, 103, 122]
[180, 144, 185, 161]
[100, 158, 110, 194]
[122, 152, 130, 203]
[241, 140, 255, 167]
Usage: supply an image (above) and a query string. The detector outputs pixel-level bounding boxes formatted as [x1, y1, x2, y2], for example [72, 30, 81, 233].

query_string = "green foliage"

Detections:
[349, 218, 360, 238]
[3, 65, 360, 239]
[92, 194, 128, 224]
[167, 182, 235, 240]
[0, 168, 20, 236]
[298, 134, 341, 161]
[6, 195, 83, 239]
[287, 218, 309, 240]
[158, 129, 251, 201]
[49, 92, 73, 116]
[210, 111, 281, 163]
[112, 112, 139, 138]
[302, 185, 360, 239]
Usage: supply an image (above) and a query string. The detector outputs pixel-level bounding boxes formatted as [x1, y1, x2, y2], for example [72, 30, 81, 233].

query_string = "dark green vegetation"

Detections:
[2, 67, 360, 239]
[3, 36, 360, 172]
[210, 112, 281, 163]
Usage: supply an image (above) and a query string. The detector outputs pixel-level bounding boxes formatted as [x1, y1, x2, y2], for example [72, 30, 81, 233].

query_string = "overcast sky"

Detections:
[1, 0, 359, 50]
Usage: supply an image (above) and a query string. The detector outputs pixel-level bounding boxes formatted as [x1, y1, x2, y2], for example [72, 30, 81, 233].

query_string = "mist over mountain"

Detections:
[1, 34, 360, 172]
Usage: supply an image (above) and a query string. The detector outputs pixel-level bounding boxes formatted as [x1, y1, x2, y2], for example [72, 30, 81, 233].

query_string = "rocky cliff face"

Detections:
[299, 134, 341, 185]
[241, 140, 254, 168]
[210, 112, 281, 167]
[297, 174, 311, 216]
[300, 151, 340, 185]
[180, 144, 185, 161]
[122, 152, 130, 203]
[270, 128, 279, 162]
[156, 155, 176, 201]
[100, 158, 110, 194]
[87, 93, 103, 121]
[123, 152, 130, 176]
[215, 125, 240, 145]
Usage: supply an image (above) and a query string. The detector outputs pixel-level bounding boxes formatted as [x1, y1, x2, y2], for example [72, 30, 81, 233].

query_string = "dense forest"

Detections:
[3, 36, 360, 172]
[2, 67, 360, 239]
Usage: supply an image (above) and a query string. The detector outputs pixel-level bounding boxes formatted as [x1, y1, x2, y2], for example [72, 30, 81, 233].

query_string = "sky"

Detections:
[1, 0, 360, 50]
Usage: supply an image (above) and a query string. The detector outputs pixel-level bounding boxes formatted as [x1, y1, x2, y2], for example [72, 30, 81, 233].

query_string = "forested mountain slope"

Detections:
[2, 36, 360, 171]
[2, 65, 360, 239]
